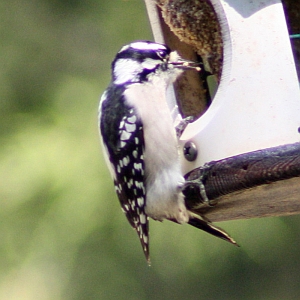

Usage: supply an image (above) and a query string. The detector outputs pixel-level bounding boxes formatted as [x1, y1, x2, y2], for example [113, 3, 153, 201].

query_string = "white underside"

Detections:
[124, 77, 189, 223]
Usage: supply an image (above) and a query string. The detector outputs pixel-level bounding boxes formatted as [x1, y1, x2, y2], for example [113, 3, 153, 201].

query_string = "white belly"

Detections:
[124, 79, 189, 223]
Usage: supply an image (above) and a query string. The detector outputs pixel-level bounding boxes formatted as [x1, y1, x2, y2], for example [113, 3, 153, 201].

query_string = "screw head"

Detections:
[183, 141, 198, 162]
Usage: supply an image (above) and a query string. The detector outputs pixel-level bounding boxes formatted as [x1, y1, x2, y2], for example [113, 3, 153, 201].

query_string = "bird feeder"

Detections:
[144, 0, 300, 221]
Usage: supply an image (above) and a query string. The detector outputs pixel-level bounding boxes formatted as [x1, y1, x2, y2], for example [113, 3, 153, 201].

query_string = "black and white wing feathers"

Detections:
[99, 85, 149, 262]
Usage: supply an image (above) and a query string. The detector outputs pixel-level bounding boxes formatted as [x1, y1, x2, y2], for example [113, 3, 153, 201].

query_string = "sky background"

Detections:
[0, 0, 300, 299]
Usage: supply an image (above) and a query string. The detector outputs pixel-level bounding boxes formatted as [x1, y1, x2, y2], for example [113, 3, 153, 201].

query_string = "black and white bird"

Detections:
[98, 41, 236, 264]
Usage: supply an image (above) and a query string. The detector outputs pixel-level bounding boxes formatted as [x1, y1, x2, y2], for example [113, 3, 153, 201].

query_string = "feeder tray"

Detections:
[144, 0, 300, 222]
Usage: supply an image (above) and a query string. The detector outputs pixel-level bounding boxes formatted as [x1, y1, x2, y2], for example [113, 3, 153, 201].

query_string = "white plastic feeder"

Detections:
[146, 0, 300, 175]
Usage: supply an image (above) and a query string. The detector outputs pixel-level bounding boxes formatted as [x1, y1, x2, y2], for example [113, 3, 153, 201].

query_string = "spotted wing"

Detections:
[99, 86, 149, 263]
[113, 108, 150, 263]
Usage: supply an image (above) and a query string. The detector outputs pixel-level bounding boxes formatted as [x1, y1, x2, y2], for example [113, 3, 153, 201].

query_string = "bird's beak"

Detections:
[169, 51, 201, 71]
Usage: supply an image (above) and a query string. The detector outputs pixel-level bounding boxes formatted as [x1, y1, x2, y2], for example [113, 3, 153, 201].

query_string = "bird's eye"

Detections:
[157, 50, 167, 59]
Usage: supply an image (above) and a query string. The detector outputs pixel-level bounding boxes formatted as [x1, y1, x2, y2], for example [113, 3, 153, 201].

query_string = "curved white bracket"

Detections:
[179, 0, 300, 174]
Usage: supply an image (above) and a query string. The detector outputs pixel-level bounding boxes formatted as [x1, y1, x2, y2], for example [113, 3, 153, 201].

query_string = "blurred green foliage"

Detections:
[1, 0, 300, 299]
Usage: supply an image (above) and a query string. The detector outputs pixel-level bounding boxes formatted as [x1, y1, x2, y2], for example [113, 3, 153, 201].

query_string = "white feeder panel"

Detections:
[179, 0, 300, 174]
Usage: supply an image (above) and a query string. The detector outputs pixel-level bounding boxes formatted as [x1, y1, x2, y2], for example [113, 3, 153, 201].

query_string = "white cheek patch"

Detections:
[141, 58, 159, 71]
[113, 59, 142, 84]
[130, 41, 166, 52]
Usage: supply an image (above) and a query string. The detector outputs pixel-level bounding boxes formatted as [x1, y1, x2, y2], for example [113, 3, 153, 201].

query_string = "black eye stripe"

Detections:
[111, 42, 172, 84]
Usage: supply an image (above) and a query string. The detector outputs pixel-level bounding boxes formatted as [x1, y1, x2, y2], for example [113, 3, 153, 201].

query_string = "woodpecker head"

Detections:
[111, 41, 200, 85]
